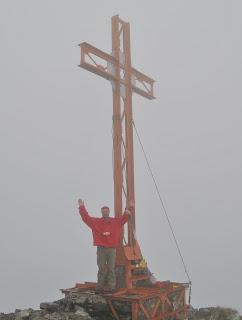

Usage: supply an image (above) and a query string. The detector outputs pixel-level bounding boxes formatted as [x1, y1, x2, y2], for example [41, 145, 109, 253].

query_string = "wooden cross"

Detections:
[78, 15, 155, 288]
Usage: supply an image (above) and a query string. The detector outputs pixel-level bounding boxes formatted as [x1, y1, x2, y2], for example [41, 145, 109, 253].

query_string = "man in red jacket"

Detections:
[78, 199, 131, 293]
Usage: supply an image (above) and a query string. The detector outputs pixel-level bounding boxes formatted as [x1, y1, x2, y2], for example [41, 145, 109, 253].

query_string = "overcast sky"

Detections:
[0, 0, 241, 314]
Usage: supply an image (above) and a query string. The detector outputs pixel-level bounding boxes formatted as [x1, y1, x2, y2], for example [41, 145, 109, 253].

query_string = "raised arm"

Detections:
[120, 208, 131, 225]
[78, 199, 94, 228]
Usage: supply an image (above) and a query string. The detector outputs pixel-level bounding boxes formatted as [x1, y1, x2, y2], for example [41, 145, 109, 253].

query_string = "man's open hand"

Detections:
[124, 208, 131, 215]
[78, 199, 84, 207]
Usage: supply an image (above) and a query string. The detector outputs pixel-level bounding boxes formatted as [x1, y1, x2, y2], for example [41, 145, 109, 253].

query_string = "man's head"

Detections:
[101, 206, 110, 218]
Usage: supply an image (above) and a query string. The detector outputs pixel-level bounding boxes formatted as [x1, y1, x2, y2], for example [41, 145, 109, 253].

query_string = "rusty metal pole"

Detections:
[123, 22, 136, 245]
[112, 16, 136, 255]
[111, 15, 123, 219]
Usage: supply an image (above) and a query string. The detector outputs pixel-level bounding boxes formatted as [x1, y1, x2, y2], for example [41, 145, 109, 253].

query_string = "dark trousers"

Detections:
[97, 246, 116, 289]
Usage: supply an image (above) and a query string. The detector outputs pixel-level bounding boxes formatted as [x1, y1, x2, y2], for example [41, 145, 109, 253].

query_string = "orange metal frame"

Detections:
[62, 282, 189, 320]
[105, 286, 188, 320]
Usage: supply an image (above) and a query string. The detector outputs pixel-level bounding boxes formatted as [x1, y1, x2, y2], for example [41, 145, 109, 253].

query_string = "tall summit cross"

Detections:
[79, 15, 155, 289]
[64, 16, 188, 319]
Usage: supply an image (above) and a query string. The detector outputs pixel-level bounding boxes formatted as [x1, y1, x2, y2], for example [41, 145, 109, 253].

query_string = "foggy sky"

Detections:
[0, 0, 241, 314]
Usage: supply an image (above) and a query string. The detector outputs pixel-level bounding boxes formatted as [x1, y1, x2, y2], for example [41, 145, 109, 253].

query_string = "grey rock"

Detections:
[40, 303, 59, 313]
[75, 307, 93, 319]
[31, 316, 45, 320]
[86, 294, 108, 313]
[0, 313, 15, 320]
[86, 295, 106, 306]
[189, 307, 241, 320]
[15, 309, 31, 320]
[73, 296, 87, 306]
[30, 310, 45, 320]
[43, 312, 63, 320]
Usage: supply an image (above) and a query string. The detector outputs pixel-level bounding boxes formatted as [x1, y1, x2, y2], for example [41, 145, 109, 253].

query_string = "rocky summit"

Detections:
[0, 290, 241, 320]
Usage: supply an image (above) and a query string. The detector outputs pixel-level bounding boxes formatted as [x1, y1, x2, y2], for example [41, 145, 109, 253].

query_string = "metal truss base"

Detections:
[62, 281, 189, 320]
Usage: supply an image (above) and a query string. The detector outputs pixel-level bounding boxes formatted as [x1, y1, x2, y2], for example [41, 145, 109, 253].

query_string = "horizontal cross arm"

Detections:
[79, 42, 116, 66]
[78, 42, 155, 100]
[78, 42, 119, 83]
[132, 67, 154, 85]
[79, 61, 116, 82]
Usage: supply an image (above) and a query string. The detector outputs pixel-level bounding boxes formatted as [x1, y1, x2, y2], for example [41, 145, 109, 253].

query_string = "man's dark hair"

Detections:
[101, 206, 109, 210]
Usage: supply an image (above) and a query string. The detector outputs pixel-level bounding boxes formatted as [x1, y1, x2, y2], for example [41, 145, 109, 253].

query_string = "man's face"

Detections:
[101, 207, 110, 218]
